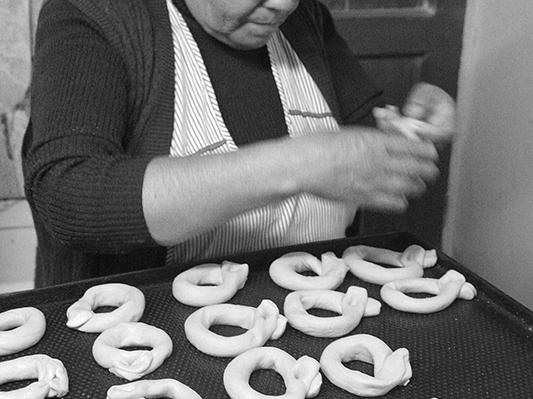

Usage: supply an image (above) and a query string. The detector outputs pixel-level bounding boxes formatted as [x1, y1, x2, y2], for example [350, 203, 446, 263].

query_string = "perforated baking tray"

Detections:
[1, 232, 532, 398]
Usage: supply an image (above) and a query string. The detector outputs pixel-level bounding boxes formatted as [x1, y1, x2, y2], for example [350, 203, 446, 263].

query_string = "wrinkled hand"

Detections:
[402, 82, 456, 142]
[294, 129, 439, 212]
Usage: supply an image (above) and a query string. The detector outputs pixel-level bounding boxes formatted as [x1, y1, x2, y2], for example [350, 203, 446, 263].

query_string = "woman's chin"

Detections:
[222, 25, 280, 50]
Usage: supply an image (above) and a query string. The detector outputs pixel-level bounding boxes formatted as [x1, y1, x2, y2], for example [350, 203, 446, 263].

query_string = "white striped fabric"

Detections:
[167, 2, 236, 157]
[165, 1, 356, 264]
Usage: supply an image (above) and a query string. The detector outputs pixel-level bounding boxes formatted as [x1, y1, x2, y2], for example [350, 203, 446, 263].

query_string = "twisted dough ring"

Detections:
[320, 334, 411, 397]
[0, 307, 46, 355]
[173, 261, 249, 306]
[92, 322, 173, 381]
[106, 379, 202, 399]
[380, 269, 477, 313]
[66, 283, 145, 333]
[342, 244, 437, 285]
[184, 299, 287, 357]
[283, 286, 381, 338]
[224, 346, 322, 399]
[269, 252, 348, 291]
[0, 354, 69, 398]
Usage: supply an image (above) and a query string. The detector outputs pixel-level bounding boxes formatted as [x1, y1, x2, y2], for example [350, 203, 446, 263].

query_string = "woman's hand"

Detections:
[293, 129, 440, 212]
[402, 82, 456, 142]
[143, 127, 439, 245]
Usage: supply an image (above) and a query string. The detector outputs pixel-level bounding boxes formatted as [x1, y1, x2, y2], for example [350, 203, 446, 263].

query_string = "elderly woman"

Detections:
[23, 0, 453, 287]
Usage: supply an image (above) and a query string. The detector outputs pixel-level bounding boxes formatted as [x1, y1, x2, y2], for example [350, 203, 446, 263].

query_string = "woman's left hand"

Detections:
[402, 82, 456, 142]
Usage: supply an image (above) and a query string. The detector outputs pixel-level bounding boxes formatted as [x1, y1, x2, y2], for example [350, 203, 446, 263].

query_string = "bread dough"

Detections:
[373, 105, 434, 140]
[269, 252, 348, 291]
[173, 262, 249, 306]
[184, 299, 287, 357]
[106, 379, 202, 399]
[283, 286, 380, 337]
[0, 307, 46, 356]
[343, 244, 437, 285]
[320, 334, 411, 397]
[92, 322, 173, 381]
[380, 269, 477, 313]
[66, 283, 145, 333]
[0, 354, 69, 398]
[224, 346, 322, 399]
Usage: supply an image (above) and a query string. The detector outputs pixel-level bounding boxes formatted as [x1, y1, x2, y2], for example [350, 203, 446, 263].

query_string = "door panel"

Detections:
[322, 0, 466, 247]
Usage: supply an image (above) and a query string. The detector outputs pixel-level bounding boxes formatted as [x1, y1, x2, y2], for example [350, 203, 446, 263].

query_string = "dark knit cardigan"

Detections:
[22, 0, 382, 287]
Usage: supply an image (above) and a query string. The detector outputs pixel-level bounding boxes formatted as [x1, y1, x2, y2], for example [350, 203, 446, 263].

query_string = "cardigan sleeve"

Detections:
[23, 0, 158, 253]
[318, 2, 384, 125]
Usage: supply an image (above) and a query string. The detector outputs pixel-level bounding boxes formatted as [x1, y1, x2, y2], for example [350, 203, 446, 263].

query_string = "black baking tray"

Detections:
[1, 232, 532, 398]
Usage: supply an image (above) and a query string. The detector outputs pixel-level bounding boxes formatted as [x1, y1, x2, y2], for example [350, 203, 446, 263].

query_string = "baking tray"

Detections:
[1, 232, 532, 398]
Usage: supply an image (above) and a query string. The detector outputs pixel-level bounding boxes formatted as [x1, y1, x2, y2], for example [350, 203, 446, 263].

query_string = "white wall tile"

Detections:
[0, 200, 35, 293]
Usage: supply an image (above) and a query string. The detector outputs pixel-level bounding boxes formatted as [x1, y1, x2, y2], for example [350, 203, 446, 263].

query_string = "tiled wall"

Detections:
[321, 0, 428, 12]
[0, 0, 43, 293]
[1, 0, 42, 199]
[0, 200, 36, 293]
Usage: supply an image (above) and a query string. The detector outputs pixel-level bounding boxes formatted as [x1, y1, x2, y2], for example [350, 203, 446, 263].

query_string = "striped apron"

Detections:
[166, 1, 356, 264]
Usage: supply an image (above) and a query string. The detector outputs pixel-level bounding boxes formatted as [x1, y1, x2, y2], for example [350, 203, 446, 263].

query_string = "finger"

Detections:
[403, 83, 456, 131]
[376, 173, 430, 200]
[390, 158, 440, 183]
[403, 82, 433, 119]
[411, 121, 451, 141]
[362, 193, 409, 213]
[384, 138, 439, 162]
[403, 176, 428, 199]
[373, 107, 422, 139]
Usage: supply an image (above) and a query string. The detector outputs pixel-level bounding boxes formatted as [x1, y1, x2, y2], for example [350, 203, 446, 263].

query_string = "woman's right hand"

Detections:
[143, 126, 439, 245]
[291, 128, 440, 211]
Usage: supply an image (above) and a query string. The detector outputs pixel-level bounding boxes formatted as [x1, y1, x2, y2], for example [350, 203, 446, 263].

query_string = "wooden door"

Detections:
[322, 0, 466, 248]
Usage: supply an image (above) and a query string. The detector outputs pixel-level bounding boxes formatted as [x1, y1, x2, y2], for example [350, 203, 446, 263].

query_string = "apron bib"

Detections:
[166, 1, 355, 263]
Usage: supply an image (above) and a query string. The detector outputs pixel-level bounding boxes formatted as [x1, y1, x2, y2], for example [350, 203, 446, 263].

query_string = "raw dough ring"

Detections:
[269, 252, 348, 291]
[184, 299, 287, 357]
[283, 286, 381, 338]
[106, 379, 202, 399]
[380, 269, 477, 313]
[320, 334, 411, 397]
[342, 244, 437, 285]
[66, 283, 145, 333]
[0, 354, 69, 398]
[173, 261, 249, 306]
[92, 322, 173, 381]
[0, 307, 46, 355]
[224, 346, 322, 399]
